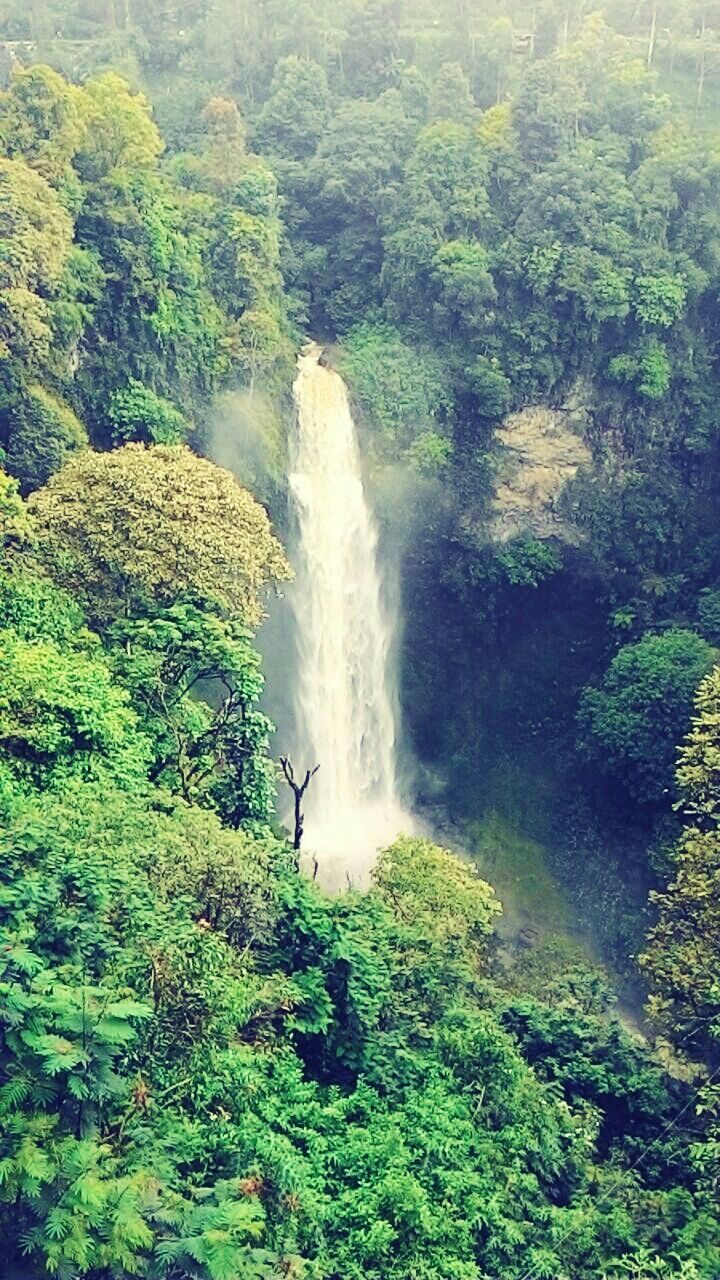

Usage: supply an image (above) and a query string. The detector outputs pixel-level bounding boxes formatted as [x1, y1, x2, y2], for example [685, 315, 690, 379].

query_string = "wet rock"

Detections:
[488, 390, 592, 544]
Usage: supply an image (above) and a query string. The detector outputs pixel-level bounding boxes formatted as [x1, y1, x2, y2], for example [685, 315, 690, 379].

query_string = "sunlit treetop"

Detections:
[29, 444, 291, 626]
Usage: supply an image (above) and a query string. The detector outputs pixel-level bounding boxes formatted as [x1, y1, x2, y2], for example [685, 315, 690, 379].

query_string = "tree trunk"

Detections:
[697, 18, 707, 111]
[280, 757, 319, 855]
[647, 0, 658, 66]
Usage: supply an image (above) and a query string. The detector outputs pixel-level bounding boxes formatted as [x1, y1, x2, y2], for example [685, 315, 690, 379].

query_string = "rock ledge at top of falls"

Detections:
[487, 391, 593, 545]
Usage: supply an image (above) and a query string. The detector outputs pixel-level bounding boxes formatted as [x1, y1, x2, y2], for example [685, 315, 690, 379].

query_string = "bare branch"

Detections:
[278, 755, 320, 854]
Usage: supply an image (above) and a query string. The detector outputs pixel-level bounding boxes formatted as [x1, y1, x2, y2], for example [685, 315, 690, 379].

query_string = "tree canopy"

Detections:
[29, 443, 291, 625]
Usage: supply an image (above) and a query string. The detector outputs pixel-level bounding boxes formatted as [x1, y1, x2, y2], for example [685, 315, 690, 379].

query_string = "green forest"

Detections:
[1, 1, 720, 1276]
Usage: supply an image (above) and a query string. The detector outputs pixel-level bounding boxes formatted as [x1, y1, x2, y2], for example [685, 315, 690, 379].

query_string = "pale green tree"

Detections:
[29, 444, 291, 625]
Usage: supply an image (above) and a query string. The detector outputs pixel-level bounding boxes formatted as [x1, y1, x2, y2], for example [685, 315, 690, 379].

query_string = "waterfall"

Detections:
[288, 343, 410, 884]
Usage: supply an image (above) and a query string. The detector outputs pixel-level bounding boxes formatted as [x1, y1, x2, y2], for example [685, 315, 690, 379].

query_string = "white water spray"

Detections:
[288, 344, 411, 885]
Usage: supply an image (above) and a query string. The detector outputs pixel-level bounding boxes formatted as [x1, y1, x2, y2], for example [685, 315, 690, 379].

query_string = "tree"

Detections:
[338, 322, 448, 454]
[108, 381, 188, 445]
[29, 444, 291, 625]
[199, 95, 247, 184]
[578, 630, 717, 802]
[511, 143, 635, 325]
[512, 57, 585, 165]
[255, 56, 330, 160]
[3, 381, 88, 491]
[108, 602, 277, 824]
[0, 467, 34, 549]
[76, 166, 226, 431]
[0, 627, 148, 795]
[73, 71, 163, 183]
[432, 238, 496, 335]
[470, 15, 516, 106]
[0, 156, 73, 367]
[196, 156, 292, 391]
[641, 667, 720, 1053]
[341, 0, 405, 95]
[373, 835, 502, 956]
[428, 62, 476, 123]
[306, 89, 416, 327]
[383, 120, 490, 324]
[0, 63, 82, 186]
[280, 756, 319, 853]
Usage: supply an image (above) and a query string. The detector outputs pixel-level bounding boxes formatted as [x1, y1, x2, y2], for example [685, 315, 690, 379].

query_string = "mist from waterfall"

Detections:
[288, 344, 411, 885]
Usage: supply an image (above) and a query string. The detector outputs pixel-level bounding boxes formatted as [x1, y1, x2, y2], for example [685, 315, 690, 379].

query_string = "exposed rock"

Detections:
[488, 395, 592, 544]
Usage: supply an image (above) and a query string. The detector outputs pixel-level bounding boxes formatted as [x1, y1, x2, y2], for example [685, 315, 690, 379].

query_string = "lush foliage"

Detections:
[0, 62, 293, 492]
[0, 443, 716, 1275]
[578, 631, 717, 804]
[2, 6, 720, 1277]
[29, 443, 290, 626]
[641, 668, 720, 1056]
[2, 759, 719, 1278]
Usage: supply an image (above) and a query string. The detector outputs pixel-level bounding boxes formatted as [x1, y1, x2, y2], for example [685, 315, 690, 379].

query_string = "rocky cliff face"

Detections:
[488, 395, 592, 544]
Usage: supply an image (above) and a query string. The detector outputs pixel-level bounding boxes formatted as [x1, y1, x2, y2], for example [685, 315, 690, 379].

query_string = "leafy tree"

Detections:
[0, 467, 34, 549]
[199, 96, 247, 185]
[29, 444, 291, 625]
[383, 120, 490, 324]
[432, 237, 496, 334]
[609, 337, 673, 400]
[578, 630, 716, 802]
[73, 71, 163, 183]
[339, 322, 449, 454]
[428, 61, 476, 123]
[696, 588, 720, 644]
[304, 89, 417, 327]
[341, 0, 405, 95]
[76, 166, 226, 431]
[107, 602, 276, 824]
[255, 56, 330, 160]
[408, 429, 454, 473]
[0, 626, 148, 794]
[108, 381, 188, 445]
[634, 271, 688, 329]
[373, 834, 501, 955]
[189, 151, 292, 393]
[641, 668, 720, 1052]
[512, 57, 585, 165]
[3, 381, 88, 490]
[0, 156, 73, 367]
[0, 63, 82, 187]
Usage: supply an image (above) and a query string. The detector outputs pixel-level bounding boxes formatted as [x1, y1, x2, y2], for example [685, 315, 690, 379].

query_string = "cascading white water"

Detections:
[288, 343, 411, 884]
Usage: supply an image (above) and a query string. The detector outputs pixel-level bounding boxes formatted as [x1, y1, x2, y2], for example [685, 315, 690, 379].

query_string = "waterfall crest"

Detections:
[289, 343, 410, 884]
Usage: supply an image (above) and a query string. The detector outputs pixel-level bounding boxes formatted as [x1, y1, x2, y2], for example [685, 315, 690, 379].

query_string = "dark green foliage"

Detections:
[4, 383, 87, 491]
[254, 57, 330, 161]
[339, 322, 450, 459]
[109, 381, 188, 445]
[107, 602, 277, 825]
[696, 588, 720, 644]
[500, 997, 681, 1156]
[578, 630, 717, 803]
[2, 772, 718, 1278]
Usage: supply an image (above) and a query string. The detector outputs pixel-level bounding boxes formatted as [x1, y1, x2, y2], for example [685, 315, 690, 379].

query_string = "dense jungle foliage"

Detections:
[1, 1, 720, 1277]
